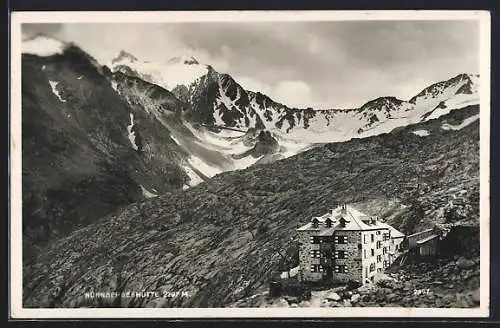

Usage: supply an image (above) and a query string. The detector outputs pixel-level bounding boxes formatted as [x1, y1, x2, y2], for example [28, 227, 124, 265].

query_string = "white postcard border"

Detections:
[9, 10, 491, 319]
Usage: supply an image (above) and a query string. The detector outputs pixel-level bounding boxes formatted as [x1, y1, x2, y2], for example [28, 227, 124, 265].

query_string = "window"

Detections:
[310, 250, 321, 258]
[310, 264, 323, 273]
[335, 250, 346, 259]
[334, 265, 348, 273]
[395, 244, 399, 250]
[369, 263, 375, 272]
[310, 236, 321, 244]
[358, 243, 362, 250]
[334, 235, 347, 244]
[383, 247, 387, 255]
[376, 241, 382, 249]
[371, 234, 374, 242]
[383, 233, 390, 241]
[376, 230, 381, 235]
[363, 235, 367, 244]
[377, 255, 382, 263]
[325, 219, 332, 228]
[383, 260, 388, 268]
[377, 268, 382, 273]
[371, 249, 375, 256]
[364, 250, 367, 259]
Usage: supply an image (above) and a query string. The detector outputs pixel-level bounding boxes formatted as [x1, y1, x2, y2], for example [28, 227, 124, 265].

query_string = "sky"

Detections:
[22, 20, 479, 109]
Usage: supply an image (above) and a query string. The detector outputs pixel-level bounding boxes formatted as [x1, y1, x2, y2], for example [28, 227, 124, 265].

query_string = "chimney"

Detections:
[340, 204, 347, 215]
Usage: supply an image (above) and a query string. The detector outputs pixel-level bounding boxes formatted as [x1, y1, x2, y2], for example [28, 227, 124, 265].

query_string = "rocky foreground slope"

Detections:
[232, 254, 480, 308]
[22, 104, 480, 308]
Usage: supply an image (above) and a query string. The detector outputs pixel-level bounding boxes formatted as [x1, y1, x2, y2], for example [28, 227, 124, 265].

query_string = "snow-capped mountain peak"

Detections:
[22, 33, 68, 57]
[109, 52, 208, 91]
[409, 73, 477, 104]
[111, 50, 139, 64]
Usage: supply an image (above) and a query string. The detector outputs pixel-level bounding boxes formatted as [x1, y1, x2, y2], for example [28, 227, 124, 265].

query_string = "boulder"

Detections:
[456, 257, 476, 269]
[442, 294, 456, 306]
[284, 296, 299, 304]
[273, 298, 289, 308]
[435, 297, 445, 308]
[351, 294, 361, 304]
[358, 284, 377, 295]
[326, 292, 341, 301]
[386, 293, 401, 302]
[343, 299, 352, 307]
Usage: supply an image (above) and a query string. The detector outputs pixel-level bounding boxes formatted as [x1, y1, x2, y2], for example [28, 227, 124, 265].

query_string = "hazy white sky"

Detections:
[22, 20, 479, 109]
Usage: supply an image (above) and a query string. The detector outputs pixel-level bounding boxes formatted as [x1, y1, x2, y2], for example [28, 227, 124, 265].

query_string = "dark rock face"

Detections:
[439, 226, 480, 259]
[22, 105, 479, 308]
[112, 71, 187, 116]
[253, 131, 280, 157]
[171, 84, 190, 104]
[21, 47, 191, 259]
[185, 68, 219, 125]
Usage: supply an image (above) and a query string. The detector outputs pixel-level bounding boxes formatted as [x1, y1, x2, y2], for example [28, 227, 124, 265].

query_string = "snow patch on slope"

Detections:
[127, 113, 139, 151]
[412, 129, 430, 137]
[48, 81, 66, 102]
[140, 185, 157, 198]
[441, 114, 480, 131]
[233, 155, 265, 170]
[187, 154, 222, 178]
[183, 165, 204, 187]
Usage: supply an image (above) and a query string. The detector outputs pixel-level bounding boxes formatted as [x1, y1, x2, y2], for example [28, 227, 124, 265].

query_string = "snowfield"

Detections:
[110, 53, 208, 91]
[441, 114, 480, 131]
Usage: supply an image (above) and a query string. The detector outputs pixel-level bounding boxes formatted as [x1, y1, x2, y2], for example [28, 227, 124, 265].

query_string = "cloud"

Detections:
[21, 20, 480, 108]
[235, 75, 272, 94]
[273, 80, 314, 109]
[21, 23, 63, 39]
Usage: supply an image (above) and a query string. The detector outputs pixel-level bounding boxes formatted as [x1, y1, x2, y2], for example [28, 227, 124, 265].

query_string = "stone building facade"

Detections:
[296, 204, 405, 285]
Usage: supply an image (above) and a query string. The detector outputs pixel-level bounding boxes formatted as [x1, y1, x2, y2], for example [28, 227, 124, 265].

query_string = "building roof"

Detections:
[416, 234, 439, 245]
[378, 222, 406, 238]
[297, 204, 406, 236]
